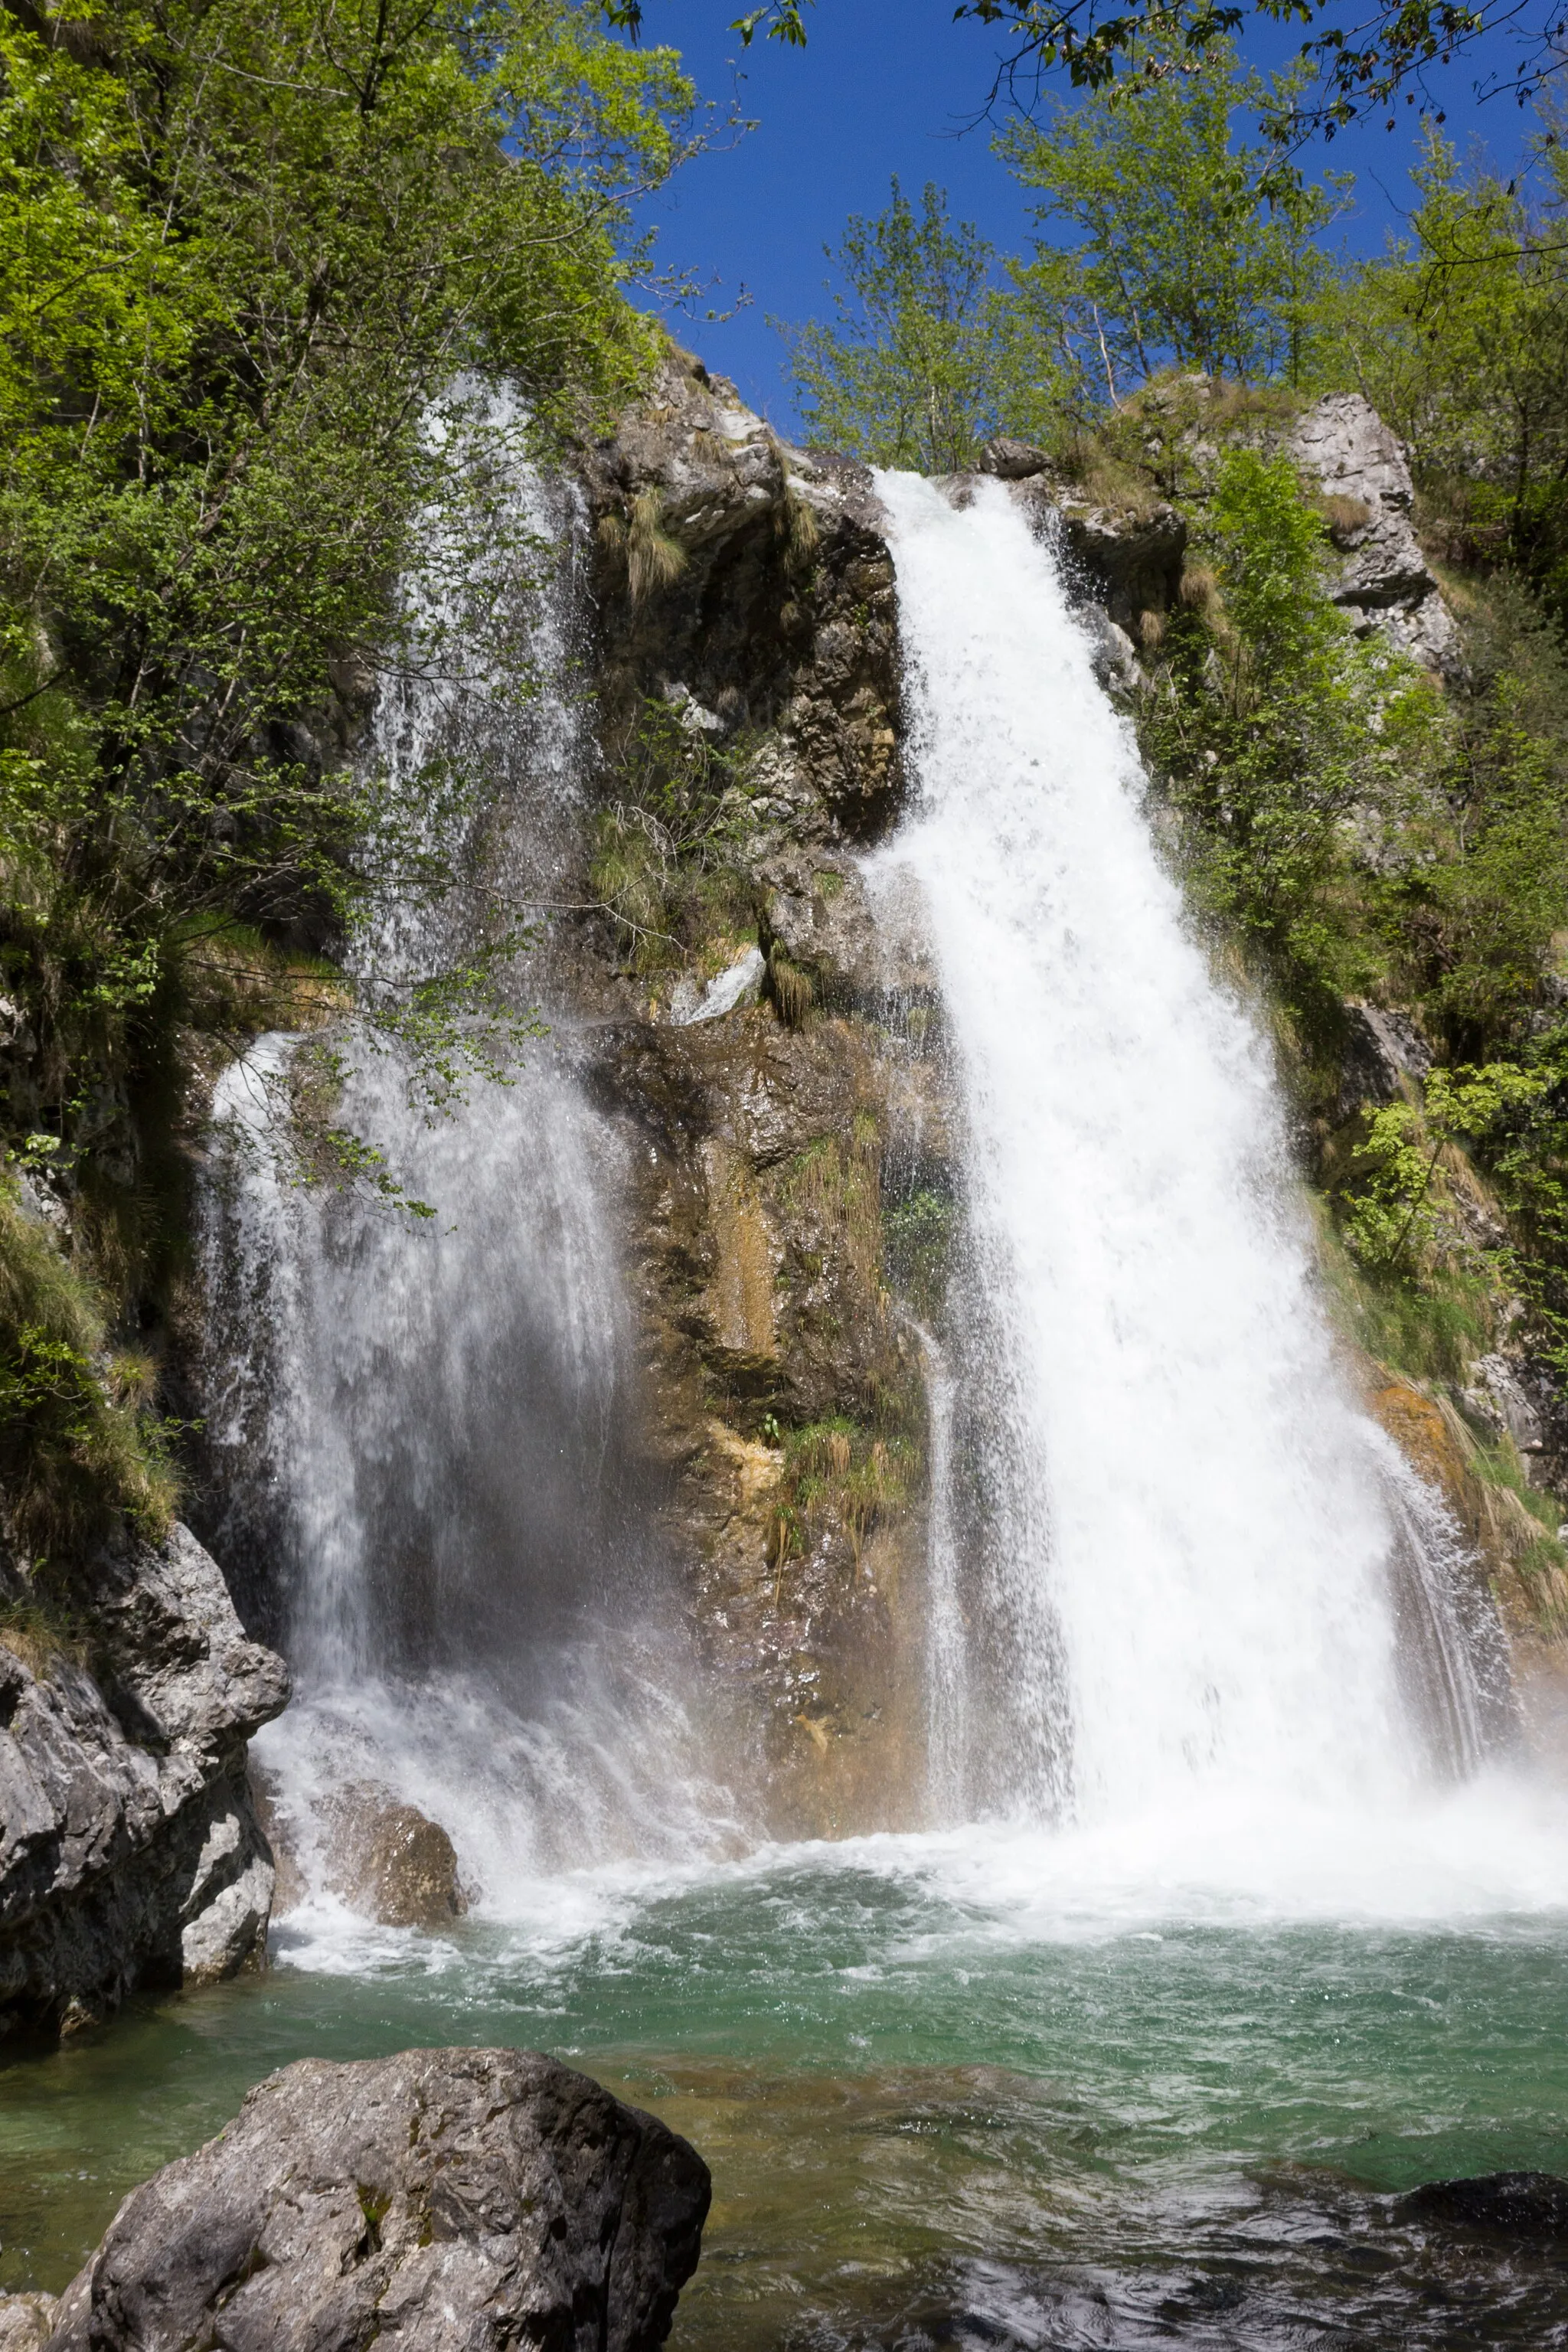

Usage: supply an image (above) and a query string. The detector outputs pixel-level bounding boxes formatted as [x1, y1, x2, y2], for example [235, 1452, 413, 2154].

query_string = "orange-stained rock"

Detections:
[1367, 1379, 1478, 1537]
[1365, 1370, 1568, 1679]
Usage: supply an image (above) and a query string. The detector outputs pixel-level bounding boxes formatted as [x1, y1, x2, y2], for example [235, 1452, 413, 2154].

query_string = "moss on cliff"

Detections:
[0, 1183, 178, 1571]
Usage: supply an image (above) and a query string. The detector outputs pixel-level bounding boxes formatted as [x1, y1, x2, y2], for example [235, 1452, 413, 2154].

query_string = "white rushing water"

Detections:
[200, 400, 733, 1909]
[872, 470, 1499, 1828]
[199, 429, 1543, 1958]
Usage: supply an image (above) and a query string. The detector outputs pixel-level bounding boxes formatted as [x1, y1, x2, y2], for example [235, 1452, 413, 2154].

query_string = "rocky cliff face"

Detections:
[555, 353, 1568, 1819]
[574, 350, 904, 844]
[1289, 392, 1462, 674]
[0, 1523, 288, 2038]
[563, 354, 949, 1831]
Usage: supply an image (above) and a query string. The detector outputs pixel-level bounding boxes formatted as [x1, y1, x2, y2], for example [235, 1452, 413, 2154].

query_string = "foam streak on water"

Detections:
[872, 470, 1482, 1828]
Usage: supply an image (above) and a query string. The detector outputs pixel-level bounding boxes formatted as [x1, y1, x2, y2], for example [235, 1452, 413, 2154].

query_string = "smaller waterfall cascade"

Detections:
[200, 395, 730, 1905]
[874, 472, 1501, 1825]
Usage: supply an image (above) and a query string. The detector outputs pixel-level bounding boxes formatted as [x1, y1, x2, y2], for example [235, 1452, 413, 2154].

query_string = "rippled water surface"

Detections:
[5, 1811, 1568, 2347]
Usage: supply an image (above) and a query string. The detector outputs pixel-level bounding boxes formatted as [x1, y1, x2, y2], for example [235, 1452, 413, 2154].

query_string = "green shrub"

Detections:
[0, 1182, 178, 1563]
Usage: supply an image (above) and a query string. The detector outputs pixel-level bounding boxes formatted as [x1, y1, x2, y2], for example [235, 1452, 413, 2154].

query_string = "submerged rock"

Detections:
[44, 2046, 710, 2352]
[1397, 2171, 1568, 2242]
[0, 1524, 289, 2039]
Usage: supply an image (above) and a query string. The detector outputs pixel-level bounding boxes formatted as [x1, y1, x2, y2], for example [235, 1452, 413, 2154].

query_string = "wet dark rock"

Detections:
[44, 2045, 710, 2352]
[1396, 2170, 1568, 2242]
[0, 1524, 289, 2039]
[758, 851, 933, 1014]
[244, 1760, 306, 1917]
[586, 998, 946, 1833]
[322, 1781, 468, 1928]
[1011, 479, 1187, 632]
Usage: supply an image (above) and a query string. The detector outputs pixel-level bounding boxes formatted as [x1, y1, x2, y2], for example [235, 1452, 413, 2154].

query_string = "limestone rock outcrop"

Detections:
[1290, 392, 1461, 672]
[1335, 999, 1432, 1121]
[40, 2046, 709, 2352]
[566, 354, 950, 1834]
[0, 2295, 54, 2350]
[576, 350, 903, 841]
[0, 1524, 289, 2037]
[588, 995, 944, 1835]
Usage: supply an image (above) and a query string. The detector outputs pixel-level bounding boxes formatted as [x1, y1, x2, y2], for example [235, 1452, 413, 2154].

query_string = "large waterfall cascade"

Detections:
[201, 406, 733, 1906]
[17, 431, 1565, 2352]
[873, 469, 1507, 1828]
[200, 432, 1519, 1937]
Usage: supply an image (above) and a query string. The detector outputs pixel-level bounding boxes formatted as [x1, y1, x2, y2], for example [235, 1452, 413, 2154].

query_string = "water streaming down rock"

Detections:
[200, 422, 1510, 1919]
[198, 407, 732, 1903]
[873, 470, 1504, 1824]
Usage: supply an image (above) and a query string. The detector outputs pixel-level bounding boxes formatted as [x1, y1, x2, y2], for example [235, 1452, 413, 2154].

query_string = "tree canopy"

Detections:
[780, 179, 1068, 471]
[609, 0, 1564, 149]
[0, 0, 693, 1172]
[1001, 45, 1348, 389]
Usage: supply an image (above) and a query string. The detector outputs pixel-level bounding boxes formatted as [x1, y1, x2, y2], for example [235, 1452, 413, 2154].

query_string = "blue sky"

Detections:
[622, 2, 1543, 433]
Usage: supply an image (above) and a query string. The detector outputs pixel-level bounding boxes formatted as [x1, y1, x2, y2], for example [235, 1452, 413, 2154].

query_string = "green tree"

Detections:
[1001, 44, 1348, 394]
[1322, 124, 1568, 619]
[0, 0, 694, 1165]
[780, 178, 1073, 472]
[0, 0, 699, 1553]
[1374, 577, 1568, 1053]
[1140, 447, 1413, 1011]
[1343, 1063, 1548, 1271]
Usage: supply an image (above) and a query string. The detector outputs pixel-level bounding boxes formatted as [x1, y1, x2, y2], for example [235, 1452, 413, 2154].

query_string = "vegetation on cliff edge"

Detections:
[0, 0, 696, 1563]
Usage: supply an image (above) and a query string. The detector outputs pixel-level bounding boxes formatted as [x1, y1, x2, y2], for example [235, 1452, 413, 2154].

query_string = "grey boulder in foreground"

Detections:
[31, 2046, 710, 2351]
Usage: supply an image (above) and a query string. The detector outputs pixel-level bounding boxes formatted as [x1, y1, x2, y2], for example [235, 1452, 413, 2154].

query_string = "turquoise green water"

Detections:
[5, 1824, 1568, 2347]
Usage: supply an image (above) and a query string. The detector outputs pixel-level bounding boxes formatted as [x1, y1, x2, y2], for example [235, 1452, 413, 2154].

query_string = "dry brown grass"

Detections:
[626, 488, 688, 604]
[768, 943, 815, 1027]
[1320, 492, 1374, 541]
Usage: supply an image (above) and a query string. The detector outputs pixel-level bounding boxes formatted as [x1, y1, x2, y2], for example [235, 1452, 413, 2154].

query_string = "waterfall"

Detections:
[199, 417, 1511, 1927]
[198, 397, 731, 1909]
[874, 471, 1502, 1826]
